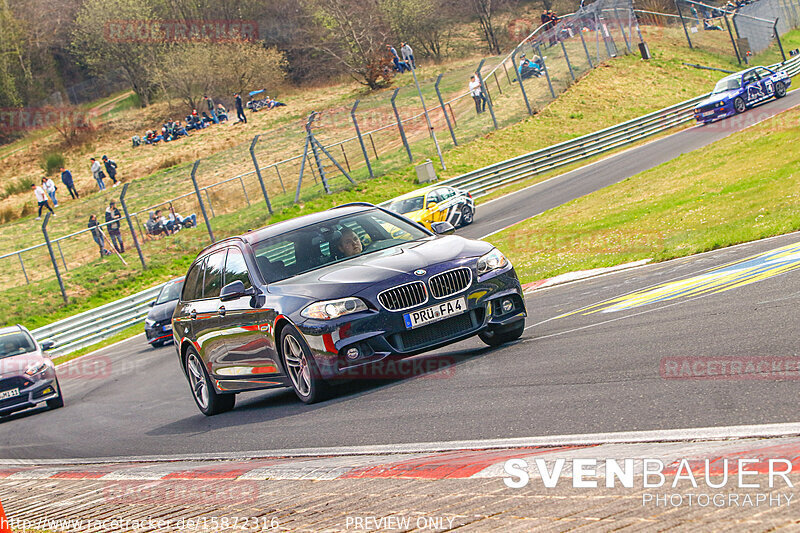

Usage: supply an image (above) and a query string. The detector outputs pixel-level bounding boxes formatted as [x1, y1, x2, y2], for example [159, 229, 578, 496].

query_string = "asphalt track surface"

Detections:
[2, 93, 800, 460]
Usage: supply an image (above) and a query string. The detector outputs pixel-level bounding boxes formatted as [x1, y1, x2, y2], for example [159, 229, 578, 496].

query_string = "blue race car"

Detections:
[694, 66, 791, 124]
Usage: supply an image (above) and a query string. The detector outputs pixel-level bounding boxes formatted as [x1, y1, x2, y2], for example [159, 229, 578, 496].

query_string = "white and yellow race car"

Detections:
[385, 186, 475, 231]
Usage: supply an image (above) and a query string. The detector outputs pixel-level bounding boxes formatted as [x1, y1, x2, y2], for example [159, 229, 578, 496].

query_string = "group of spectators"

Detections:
[31, 156, 119, 219]
[134, 96, 230, 147]
[87, 201, 125, 258]
[386, 43, 415, 73]
[246, 93, 287, 112]
[145, 207, 197, 238]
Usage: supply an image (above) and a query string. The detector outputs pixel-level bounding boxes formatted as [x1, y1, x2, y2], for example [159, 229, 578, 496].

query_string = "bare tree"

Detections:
[304, 0, 394, 90]
[470, 0, 513, 54]
[379, 0, 453, 59]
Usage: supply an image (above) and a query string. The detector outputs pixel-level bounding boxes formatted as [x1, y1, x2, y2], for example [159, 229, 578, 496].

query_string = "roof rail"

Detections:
[329, 202, 376, 210]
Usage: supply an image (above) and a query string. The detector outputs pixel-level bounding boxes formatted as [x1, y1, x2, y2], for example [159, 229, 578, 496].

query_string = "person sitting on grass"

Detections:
[169, 205, 197, 229]
[145, 211, 169, 237]
[216, 103, 229, 122]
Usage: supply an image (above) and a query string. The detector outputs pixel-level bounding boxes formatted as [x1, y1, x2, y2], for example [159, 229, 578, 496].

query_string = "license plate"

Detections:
[703, 111, 714, 117]
[0, 388, 20, 401]
[403, 297, 467, 329]
[163, 324, 172, 332]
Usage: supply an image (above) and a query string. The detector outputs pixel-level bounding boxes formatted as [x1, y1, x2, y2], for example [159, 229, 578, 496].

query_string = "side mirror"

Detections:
[41, 340, 55, 351]
[427, 201, 438, 210]
[220, 280, 253, 302]
[431, 221, 455, 235]
[149, 301, 155, 307]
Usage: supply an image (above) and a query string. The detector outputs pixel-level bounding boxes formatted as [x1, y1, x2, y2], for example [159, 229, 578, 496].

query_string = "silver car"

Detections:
[0, 325, 63, 416]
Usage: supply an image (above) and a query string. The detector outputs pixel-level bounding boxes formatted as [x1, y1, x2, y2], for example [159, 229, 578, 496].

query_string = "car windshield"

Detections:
[0, 331, 37, 359]
[252, 209, 429, 283]
[387, 196, 424, 214]
[713, 76, 741, 94]
[155, 279, 185, 304]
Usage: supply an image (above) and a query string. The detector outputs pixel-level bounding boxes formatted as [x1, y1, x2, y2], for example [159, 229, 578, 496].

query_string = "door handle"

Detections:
[218, 306, 226, 317]
[190, 309, 197, 320]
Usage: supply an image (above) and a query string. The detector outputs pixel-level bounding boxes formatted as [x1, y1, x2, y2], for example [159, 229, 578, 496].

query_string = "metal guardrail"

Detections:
[30, 282, 167, 357]
[437, 54, 800, 198]
[29, 55, 800, 357]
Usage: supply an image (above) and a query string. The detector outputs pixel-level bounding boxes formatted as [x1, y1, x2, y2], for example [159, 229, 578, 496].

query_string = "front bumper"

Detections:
[694, 102, 733, 123]
[0, 373, 59, 415]
[145, 322, 174, 344]
[297, 262, 526, 380]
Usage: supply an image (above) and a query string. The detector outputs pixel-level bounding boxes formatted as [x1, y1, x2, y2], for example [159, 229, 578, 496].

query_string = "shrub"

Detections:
[40, 152, 65, 175]
[1, 177, 34, 199]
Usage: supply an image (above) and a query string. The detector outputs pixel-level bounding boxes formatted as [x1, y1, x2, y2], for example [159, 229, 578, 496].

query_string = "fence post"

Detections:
[239, 177, 250, 206]
[579, 27, 594, 68]
[775, 18, 787, 61]
[614, 7, 632, 53]
[56, 241, 68, 271]
[476, 59, 498, 130]
[351, 100, 374, 178]
[295, 136, 310, 204]
[391, 88, 413, 163]
[724, 14, 742, 64]
[511, 50, 533, 116]
[119, 183, 146, 269]
[190, 160, 214, 243]
[249, 135, 274, 215]
[560, 38, 576, 80]
[435, 74, 458, 145]
[204, 189, 215, 218]
[534, 43, 557, 98]
[674, 0, 694, 48]
[41, 213, 67, 304]
[274, 164, 286, 193]
[18, 253, 29, 285]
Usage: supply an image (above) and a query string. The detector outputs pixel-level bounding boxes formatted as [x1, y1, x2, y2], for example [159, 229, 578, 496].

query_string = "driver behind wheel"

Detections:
[335, 227, 363, 257]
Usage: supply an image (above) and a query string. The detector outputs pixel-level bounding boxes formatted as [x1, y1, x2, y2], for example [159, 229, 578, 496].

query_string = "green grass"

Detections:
[488, 105, 800, 282]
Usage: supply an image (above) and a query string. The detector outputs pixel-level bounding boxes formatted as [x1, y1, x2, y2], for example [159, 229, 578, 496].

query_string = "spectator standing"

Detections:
[43, 176, 58, 207]
[105, 200, 125, 253]
[102, 155, 119, 187]
[88, 215, 111, 257]
[387, 44, 408, 73]
[204, 95, 219, 124]
[32, 184, 54, 219]
[234, 93, 247, 124]
[91, 158, 106, 190]
[469, 75, 486, 114]
[60, 167, 79, 199]
[401, 42, 415, 69]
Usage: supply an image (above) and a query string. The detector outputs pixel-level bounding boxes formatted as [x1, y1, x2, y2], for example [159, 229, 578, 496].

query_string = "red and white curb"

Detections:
[3, 431, 800, 482]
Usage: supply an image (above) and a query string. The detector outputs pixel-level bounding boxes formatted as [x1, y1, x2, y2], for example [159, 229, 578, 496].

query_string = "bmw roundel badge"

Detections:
[414, 269, 426, 276]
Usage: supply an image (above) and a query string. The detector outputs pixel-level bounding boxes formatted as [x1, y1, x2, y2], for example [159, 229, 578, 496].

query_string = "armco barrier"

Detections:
[29, 56, 800, 357]
[31, 282, 167, 357]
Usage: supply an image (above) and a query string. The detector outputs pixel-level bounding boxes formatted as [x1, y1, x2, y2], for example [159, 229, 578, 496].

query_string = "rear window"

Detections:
[182, 260, 204, 301]
[202, 251, 226, 299]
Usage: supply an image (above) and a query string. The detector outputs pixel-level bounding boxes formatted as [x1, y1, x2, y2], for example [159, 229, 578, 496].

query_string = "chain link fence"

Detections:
[675, 0, 800, 62]
[0, 0, 644, 296]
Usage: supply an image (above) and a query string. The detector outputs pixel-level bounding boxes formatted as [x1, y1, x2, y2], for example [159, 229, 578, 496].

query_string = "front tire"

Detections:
[733, 96, 746, 114]
[185, 348, 235, 416]
[479, 320, 525, 347]
[280, 325, 330, 404]
[46, 379, 64, 410]
[460, 205, 474, 227]
[775, 81, 787, 98]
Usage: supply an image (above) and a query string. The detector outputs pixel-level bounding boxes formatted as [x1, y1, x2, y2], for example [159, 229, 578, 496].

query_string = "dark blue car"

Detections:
[694, 66, 790, 124]
[172, 204, 527, 415]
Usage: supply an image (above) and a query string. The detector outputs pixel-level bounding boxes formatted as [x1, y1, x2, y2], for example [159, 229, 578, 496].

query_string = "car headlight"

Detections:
[301, 297, 368, 320]
[25, 361, 48, 376]
[477, 248, 509, 275]
[716, 101, 725, 107]
[145, 318, 156, 327]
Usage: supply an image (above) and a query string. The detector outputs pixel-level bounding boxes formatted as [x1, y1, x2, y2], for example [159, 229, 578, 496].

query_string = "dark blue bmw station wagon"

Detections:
[173, 204, 526, 415]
